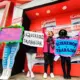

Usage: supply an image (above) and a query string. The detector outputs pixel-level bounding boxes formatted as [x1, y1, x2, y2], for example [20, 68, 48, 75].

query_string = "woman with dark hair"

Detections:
[58, 29, 71, 79]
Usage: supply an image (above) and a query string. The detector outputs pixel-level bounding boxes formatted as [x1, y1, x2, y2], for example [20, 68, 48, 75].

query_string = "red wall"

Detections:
[0, 43, 5, 59]
[30, 10, 80, 30]
[30, 10, 80, 55]
[25, 10, 80, 76]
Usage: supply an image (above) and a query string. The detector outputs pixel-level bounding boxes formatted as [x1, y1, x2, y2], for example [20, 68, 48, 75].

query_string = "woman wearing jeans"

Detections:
[0, 42, 19, 80]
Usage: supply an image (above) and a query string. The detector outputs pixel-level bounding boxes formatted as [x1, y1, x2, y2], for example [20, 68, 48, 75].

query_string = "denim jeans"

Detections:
[2, 43, 19, 69]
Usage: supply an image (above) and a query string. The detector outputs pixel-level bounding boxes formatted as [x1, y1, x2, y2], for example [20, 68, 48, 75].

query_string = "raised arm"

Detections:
[42, 27, 47, 38]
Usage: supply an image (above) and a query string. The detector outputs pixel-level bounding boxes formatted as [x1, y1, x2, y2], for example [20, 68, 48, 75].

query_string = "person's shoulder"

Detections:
[66, 36, 70, 38]
[57, 37, 60, 39]
[57, 36, 70, 39]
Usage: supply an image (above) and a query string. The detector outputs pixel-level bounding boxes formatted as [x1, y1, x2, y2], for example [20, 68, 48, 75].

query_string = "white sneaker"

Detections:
[3, 68, 12, 79]
[50, 73, 54, 78]
[0, 69, 7, 79]
[31, 72, 35, 78]
[43, 73, 47, 79]
[26, 71, 30, 77]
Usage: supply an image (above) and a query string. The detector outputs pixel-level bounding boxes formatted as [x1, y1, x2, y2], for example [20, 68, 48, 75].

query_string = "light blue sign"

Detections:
[55, 39, 78, 57]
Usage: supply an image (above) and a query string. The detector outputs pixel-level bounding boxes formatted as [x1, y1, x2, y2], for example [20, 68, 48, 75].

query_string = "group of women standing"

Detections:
[26, 28, 72, 79]
[42, 27, 71, 79]
[0, 26, 74, 79]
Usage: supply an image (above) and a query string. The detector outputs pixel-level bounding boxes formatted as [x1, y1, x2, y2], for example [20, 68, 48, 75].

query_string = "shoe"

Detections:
[43, 73, 47, 79]
[50, 73, 54, 78]
[31, 72, 35, 78]
[0, 69, 7, 79]
[3, 68, 12, 79]
[67, 75, 71, 79]
[63, 75, 67, 79]
[26, 71, 30, 77]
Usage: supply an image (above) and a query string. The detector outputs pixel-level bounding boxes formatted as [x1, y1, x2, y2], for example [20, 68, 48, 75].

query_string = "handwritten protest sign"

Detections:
[0, 28, 23, 43]
[23, 31, 44, 47]
[55, 39, 78, 57]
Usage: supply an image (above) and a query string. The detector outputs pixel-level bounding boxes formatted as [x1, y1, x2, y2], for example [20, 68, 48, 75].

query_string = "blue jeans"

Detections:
[2, 43, 19, 69]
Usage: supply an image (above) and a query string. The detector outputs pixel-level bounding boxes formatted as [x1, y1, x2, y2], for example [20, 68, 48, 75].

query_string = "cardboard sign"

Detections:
[55, 39, 78, 57]
[0, 28, 23, 43]
[23, 31, 44, 47]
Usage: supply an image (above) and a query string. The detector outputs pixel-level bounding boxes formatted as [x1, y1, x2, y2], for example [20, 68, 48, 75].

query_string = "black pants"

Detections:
[61, 56, 71, 76]
[44, 53, 54, 73]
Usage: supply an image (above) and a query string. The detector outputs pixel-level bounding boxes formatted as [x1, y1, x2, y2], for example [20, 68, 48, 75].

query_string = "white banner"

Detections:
[70, 14, 80, 25]
[23, 31, 44, 47]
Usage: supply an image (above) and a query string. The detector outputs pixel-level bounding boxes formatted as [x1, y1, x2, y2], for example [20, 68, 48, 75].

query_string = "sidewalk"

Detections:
[10, 73, 80, 80]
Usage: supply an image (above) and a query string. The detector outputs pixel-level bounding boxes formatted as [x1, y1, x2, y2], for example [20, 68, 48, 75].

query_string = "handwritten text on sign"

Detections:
[0, 28, 22, 42]
[23, 31, 44, 47]
[55, 39, 78, 57]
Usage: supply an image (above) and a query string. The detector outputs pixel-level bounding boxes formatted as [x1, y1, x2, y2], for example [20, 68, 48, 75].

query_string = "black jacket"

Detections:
[57, 36, 70, 39]
[27, 46, 37, 53]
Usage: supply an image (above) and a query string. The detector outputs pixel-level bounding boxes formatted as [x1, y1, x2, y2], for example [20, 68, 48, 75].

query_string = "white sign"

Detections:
[23, 31, 44, 47]
[70, 14, 80, 25]
[42, 18, 56, 28]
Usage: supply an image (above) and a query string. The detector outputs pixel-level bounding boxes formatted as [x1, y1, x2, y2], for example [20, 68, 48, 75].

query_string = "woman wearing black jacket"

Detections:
[58, 29, 71, 79]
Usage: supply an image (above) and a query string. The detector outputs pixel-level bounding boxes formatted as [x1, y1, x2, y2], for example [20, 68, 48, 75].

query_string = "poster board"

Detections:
[55, 39, 78, 57]
[0, 27, 23, 43]
[23, 31, 44, 47]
